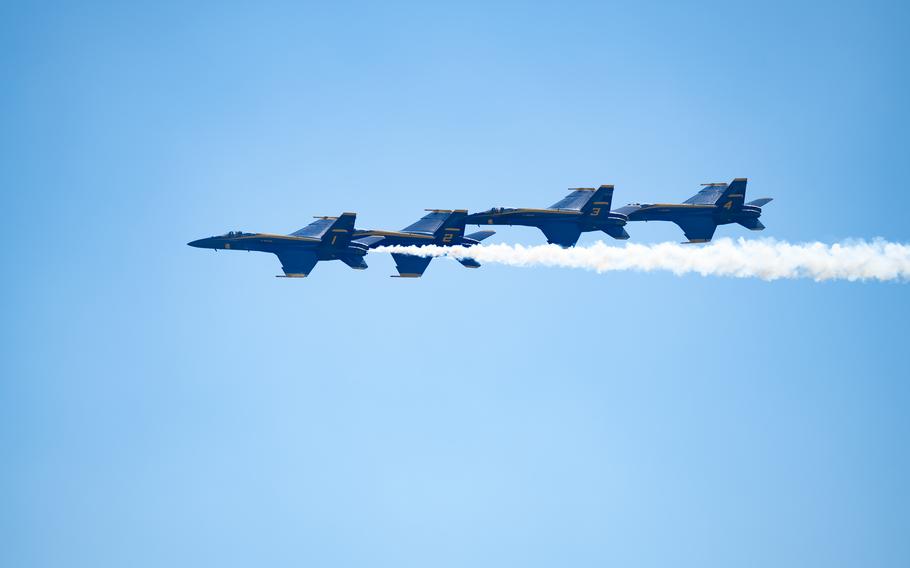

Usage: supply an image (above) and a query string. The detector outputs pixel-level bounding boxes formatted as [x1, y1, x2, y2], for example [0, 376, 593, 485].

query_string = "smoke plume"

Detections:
[375, 238, 910, 282]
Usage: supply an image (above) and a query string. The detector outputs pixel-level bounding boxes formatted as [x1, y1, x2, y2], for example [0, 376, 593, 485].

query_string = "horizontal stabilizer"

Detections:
[602, 225, 630, 240]
[458, 257, 481, 269]
[352, 235, 385, 248]
[339, 255, 368, 270]
[747, 197, 773, 207]
[738, 218, 766, 231]
[465, 230, 495, 242]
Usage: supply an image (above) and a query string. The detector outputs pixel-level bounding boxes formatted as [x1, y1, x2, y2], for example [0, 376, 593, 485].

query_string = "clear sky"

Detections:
[3, 1, 909, 566]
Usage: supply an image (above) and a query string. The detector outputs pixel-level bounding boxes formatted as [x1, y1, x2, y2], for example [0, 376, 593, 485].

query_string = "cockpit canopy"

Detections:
[483, 207, 517, 214]
[221, 230, 250, 237]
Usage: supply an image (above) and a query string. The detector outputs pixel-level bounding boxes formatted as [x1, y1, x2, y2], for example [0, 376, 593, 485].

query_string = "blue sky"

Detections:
[3, 1, 909, 566]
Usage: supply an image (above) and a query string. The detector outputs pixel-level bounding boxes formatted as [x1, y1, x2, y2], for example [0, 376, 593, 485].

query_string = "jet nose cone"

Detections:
[188, 238, 210, 248]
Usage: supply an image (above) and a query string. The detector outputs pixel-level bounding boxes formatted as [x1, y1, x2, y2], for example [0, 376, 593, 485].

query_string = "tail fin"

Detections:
[581, 185, 615, 217]
[291, 212, 357, 247]
[434, 210, 468, 245]
[321, 212, 356, 248]
[716, 178, 747, 210]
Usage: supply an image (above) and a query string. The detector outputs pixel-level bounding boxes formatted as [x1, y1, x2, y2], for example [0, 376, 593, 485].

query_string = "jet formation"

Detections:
[188, 178, 772, 277]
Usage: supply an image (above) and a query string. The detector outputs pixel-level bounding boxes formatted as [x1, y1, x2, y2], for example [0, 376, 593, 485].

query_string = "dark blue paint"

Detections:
[187, 212, 367, 278]
[353, 210, 495, 277]
[615, 178, 773, 243]
[464, 185, 629, 247]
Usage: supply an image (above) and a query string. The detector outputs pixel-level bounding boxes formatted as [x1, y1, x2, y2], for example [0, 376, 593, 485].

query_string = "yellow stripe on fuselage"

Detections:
[489, 208, 581, 216]
[352, 230, 435, 239]
[638, 204, 714, 210]
[238, 233, 321, 242]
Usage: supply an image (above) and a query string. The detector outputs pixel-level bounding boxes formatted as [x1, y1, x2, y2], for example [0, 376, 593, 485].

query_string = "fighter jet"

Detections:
[614, 178, 772, 243]
[187, 212, 368, 277]
[352, 209, 495, 277]
[463, 185, 629, 248]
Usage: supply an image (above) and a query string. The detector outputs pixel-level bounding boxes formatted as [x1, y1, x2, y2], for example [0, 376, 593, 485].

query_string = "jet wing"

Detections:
[549, 188, 595, 211]
[275, 250, 319, 277]
[391, 253, 432, 278]
[673, 217, 718, 243]
[538, 223, 582, 248]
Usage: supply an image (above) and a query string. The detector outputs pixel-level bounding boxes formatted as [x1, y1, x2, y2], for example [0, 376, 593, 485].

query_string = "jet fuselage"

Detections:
[188, 232, 368, 261]
[618, 203, 762, 227]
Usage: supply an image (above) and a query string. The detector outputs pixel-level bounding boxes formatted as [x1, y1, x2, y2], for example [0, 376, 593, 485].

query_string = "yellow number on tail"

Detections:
[443, 233, 454, 243]
[591, 207, 601, 216]
[331, 235, 338, 245]
[723, 201, 733, 210]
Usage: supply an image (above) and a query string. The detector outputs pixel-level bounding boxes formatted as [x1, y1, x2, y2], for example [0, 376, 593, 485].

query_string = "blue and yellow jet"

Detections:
[463, 185, 629, 247]
[614, 178, 773, 243]
[352, 209, 495, 277]
[187, 212, 368, 277]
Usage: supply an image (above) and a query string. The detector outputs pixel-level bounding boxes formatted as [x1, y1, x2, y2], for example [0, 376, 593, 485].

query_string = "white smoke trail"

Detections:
[375, 238, 910, 282]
